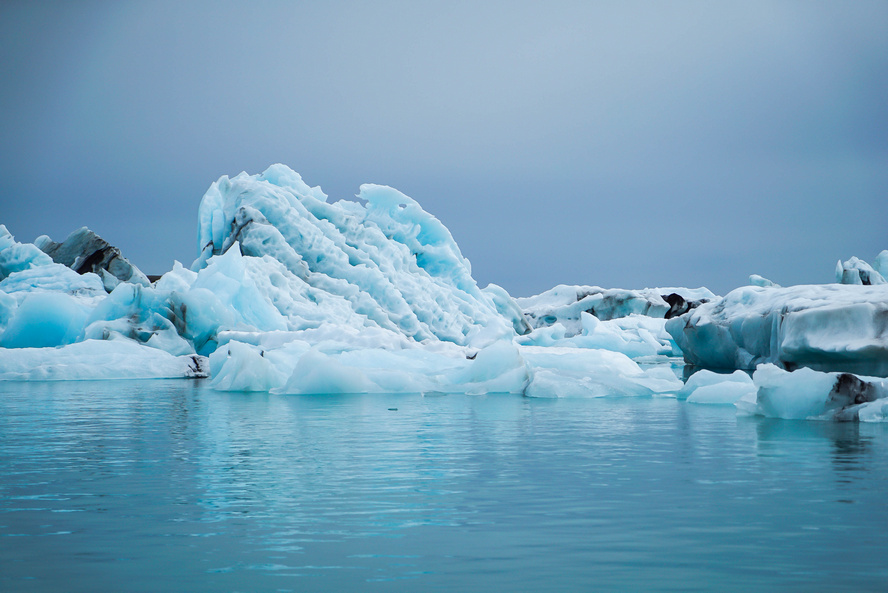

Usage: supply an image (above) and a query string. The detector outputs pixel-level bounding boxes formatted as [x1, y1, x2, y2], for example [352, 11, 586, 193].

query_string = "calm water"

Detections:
[1, 380, 886, 592]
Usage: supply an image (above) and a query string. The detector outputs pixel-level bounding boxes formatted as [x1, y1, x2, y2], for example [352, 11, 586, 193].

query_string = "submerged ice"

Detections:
[1, 164, 885, 421]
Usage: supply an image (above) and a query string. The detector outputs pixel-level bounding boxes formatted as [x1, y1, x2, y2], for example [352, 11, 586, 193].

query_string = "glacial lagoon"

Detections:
[2, 380, 886, 592]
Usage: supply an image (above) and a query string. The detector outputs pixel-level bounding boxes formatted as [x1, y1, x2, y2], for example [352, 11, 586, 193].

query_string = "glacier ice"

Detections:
[517, 284, 715, 335]
[192, 165, 515, 348]
[736, 364, 888, 422]
[667, 284, 888, 377]
[0, 339, 206, 381]
[749, 274, 779, 288]
[522, 347, 682, 398]
[677, 369, 755, 405]
[36, 227, 150, 292]
[1, 164, 885, 417]
[516, 312, 679, 359]
[836, 253, 887, 286]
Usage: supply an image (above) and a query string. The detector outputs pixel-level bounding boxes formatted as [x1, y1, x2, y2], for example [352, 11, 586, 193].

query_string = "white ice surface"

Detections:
[206, 337, 682, 398]
[738, 364, 888, 421]
[677, 369, 756, 404]
[667, 284, 888, 376]
[0, 339, 206, 381]
[2, 168, 884, 403]
[517, 312, 678, 359]
[192, 165, 516, 348]
[518, 284, 715, 335]
[522, 346, 682, 398]
[836, 254, 886, 285]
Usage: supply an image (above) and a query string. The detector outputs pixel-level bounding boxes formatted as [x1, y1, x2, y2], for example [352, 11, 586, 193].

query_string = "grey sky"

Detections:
[1, 0, 886, 296]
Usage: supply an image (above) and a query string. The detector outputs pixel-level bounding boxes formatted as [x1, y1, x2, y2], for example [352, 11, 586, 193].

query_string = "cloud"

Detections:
[1, 1, 885, 295]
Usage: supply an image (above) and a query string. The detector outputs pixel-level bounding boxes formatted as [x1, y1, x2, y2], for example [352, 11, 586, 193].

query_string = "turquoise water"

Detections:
[1, 380, 886, 592]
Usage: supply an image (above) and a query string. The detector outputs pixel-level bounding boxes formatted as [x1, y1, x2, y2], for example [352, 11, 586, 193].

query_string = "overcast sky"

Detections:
[1, 1, 886, 296]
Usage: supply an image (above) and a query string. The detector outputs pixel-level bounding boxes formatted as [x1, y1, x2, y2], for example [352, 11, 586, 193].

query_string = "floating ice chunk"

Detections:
[517, 313, 677, 359]
[522, 346, 682, 398]
[518, 284, 715, 336]
[858, 399, 888, 422]
[753, 365, 839, 419]
[836, 255, 886, 285]
[743, 364, 888, 421]
[209, 340, 290, 392]
[667, 284, 888, 376]
[678, 369, 755, 404]
[0, 339, 207, 381]
[749, 274, 779, 288]
[444, 340, 530, 395]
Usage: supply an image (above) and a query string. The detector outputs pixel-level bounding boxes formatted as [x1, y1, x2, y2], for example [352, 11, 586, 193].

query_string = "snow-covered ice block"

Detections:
[517, 312, 678, 359]
[518, 284, 715, 336]
[36, 227, 150, 291]
[836, 254, 886, 285]
[521, 346, 682, 398]
[677, 369, 755, 404]
[0, 225, 54, 281]
[0, 339, 207, 381]
[210, 338, 530, 396]
[749, 274, 779, 288]
[667, 284, 888, 376]
[738, 364, 888, 421]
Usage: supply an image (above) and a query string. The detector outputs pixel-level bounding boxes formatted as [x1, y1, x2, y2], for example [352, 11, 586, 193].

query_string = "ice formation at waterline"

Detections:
[1, 164, 886, 421]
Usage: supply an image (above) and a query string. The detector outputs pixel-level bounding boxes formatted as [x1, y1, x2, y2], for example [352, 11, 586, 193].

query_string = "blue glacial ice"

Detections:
[0, 166, 682, 397]
[1, 165, 886, 419]
[735, 364, 888, 422]
[667, 283, 888, 377]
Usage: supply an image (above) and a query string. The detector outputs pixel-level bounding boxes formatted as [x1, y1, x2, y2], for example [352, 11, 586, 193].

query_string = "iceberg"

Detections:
[748, 274, 779, 288]
[516, 312, 680, 359]
[836, 252, 887, 285]
[522, 346, 682, 398]
[518, 284, 715, 334]
[192, 165, 517, 348]
[1, 164, 883, 413]
[736, 364, 888, 422]
[0, 165, 689, 396]
[677, 369, 756, 405]
[666, 284, 888, 377]
[514, 284, 714, 361]
[0, 339, 206, 381]
[35, 227, 150, 292]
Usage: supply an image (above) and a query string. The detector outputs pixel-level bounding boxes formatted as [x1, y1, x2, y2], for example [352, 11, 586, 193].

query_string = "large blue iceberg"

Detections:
[1, 164, 886, 421]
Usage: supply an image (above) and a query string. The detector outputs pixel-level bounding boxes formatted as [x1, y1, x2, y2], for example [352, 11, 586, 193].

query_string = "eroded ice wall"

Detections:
[667, 284, 888, 377]
[192, 164, 519, 347]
